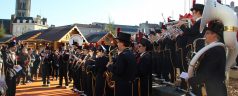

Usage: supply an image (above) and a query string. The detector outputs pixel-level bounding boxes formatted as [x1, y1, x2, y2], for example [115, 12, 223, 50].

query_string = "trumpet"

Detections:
[104, 47, 118, 88]
[166, 19, 192, 28]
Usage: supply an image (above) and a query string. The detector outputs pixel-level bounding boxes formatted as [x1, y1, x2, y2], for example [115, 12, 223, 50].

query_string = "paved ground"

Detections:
[15, 69, 238, 96]
[16, 79, 78, 96]
[228, 69, 238, 96]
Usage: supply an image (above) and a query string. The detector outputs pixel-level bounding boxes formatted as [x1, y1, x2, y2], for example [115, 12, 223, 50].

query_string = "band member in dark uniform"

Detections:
[148, 31, 161, 78]
[51, 50, 60, 81]
[81, 45, 90, 94]
[84, 46, 97, 96]
[107, 32, 137, 96]
[177, 4, 204, 46]
[188, 20, 227, 96]
[57, 49, 70, 88]
[4, 41, 18, 96]
[176, 4, 204, 90]
[71, 46, 83, 93]
[136, 38, 152, 96]
[95, 45, 108, 96]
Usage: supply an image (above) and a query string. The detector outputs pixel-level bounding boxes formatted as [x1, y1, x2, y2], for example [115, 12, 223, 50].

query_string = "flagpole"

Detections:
[189, 0, 191, 12]
[184, 0, 186, 14]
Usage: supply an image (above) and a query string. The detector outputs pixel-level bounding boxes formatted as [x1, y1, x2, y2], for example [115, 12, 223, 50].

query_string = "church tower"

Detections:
[15, 0, 31, 17]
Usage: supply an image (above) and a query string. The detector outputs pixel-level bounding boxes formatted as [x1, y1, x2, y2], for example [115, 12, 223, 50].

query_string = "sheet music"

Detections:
[13, 65, 22, 72]
[180, 72, 189, 79]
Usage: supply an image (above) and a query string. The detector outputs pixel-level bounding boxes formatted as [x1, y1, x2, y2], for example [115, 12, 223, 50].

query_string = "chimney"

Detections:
[50, 25, 55, 28]
[42, 18, 47, 25]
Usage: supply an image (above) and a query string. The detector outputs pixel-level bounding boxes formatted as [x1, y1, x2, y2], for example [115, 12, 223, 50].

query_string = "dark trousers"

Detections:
[52, 67, 59, 80]
[81, 70, 89, 93]
[74, 70, 82, 90]
[156, 52, 163, 79]
[105, 86, 114, 96]
[42, 72, 50, 85]
[133, 79, 138, 96]
[59, 70, 68, 86]
[95, 74, 106, 96]
[140, 77, 151, 96]
[6, 76, 16, 96]
[42, 68, 50, 85]
[205, 81, 227, 96]
[176, 49, 189, 90]
[115, 80, 133, 96]
[162, 51, 175, 83]
[86, 73, 94, 96]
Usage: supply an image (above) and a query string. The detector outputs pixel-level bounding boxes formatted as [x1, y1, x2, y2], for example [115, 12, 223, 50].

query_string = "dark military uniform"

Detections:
[81, 54, 88, 92]
[75, 53, 84, 91]
[175, 35, 189, 89]
[108, 48, 137, 96]
[189, 46, 227, 96]
[95, 56, 108, 96]
[85, 54, 96, 96]
[71, 52, 82, 91]
[51, 53, 59, 80]
[137, 52, 152, 96]
[58, 51, 70, 87]
[162, 38, 176, 82]
[180, 19, 202, 45]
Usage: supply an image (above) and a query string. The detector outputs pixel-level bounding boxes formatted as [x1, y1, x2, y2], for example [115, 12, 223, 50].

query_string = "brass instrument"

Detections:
[104, 47, 117, 88]
[187, 38, 206, 76]
[69, 34, 84, 46]
[80, 55, 90, 72]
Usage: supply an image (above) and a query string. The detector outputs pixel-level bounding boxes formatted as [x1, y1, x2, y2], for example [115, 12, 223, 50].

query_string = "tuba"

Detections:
[69, 34, 84, 47]
[188, 0, 238, 78]
[104, 47, 117, 88]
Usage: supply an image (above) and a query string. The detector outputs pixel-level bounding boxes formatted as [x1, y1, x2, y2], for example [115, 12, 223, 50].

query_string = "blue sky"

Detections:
[0, 0, 237, 26]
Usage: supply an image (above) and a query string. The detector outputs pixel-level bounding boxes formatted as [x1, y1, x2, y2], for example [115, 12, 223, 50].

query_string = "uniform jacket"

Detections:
[108, 48, 137, 81]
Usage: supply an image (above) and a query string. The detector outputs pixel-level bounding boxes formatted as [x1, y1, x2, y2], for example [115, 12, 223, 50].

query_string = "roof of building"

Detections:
[75, 24, 103, 29]
[0, 19, 11, 34]
[16, 29, 44, 41]
[119, 27, 138, 33]
[114, 25, 139, 33]
[15, 23, 139, 43]
[36, 25, 74, 41]
[147, 24, 160, 28]
[84, 32, 107, 43]
[90, 22, 139, 33]
[0, 35, 14, 43]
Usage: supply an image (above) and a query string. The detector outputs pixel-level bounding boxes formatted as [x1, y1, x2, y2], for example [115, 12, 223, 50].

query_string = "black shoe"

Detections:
[65, 86, 69, 89]
[56, 85, 63, 88]
[231, 66, 238, 70]
[42, 84, 48, 87]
